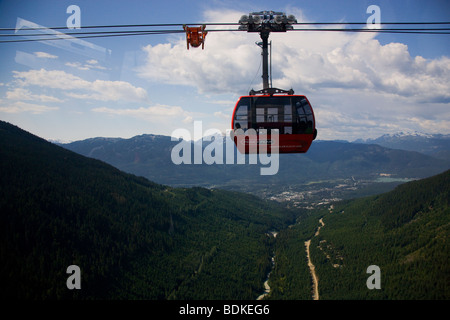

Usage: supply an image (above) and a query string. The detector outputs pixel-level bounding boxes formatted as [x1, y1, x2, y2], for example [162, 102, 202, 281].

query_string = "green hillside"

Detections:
[269, 169, 450, 299]
[0, 121, 296, 299]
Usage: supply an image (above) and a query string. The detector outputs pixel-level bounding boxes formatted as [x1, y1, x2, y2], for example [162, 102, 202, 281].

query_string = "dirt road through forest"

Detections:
[305, 218, 324, 300]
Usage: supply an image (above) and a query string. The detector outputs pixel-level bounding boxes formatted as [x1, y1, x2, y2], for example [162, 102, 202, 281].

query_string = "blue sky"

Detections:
[0, 0, 449, 142]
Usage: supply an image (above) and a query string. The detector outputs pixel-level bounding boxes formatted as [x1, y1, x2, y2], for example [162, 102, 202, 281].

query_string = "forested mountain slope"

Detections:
[270, 169, 449, 299]
[0, 121, 296, 299]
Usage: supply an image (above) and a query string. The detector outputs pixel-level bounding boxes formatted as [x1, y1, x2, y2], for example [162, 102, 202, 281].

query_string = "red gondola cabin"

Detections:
[231, 92, 317, 154]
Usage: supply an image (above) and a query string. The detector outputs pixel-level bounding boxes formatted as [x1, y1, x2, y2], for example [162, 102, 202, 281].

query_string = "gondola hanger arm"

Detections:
[183, 24, 207, 49]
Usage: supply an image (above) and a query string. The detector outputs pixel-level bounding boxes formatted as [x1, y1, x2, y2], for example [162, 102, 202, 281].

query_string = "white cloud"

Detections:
[6, 88, 63, 103]
[65, 62, 90, 70]
[34, 52, 58, 59]
[93, 105, 181, 116]
[138, 10, 261, 95]
[208, 99, 236, 106]
[0, 101, 58, 114]
[313, 89, 450, 140]
[12, 69, 147, 102]
[214, 111, 230, 119]
[183, 115, 194, 124]
[92, 104, 193, 124]
[66, 59, 107, 71]
[406, 117, 450, 135]
[13, 69, 89, 90]
[136, 8, 450, 139]
[267, 31, 450, 104]
[137, 9, 450, 101]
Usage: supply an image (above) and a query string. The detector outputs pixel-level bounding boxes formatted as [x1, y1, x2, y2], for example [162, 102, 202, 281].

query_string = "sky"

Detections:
[0, 0, 449, 142]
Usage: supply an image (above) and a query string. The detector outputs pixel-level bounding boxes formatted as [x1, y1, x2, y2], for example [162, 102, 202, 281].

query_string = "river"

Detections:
[256, 231, 277, 300]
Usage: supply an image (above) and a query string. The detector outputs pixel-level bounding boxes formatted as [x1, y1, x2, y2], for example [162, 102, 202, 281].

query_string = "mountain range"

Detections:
[354, 132, 450, 160]
[61, 132, 450, 200]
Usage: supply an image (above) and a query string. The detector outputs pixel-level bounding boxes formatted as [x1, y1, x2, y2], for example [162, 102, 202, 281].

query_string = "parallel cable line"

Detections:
[1, 21, 448, 43]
